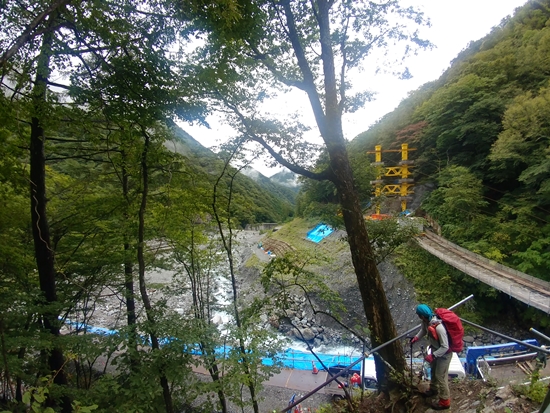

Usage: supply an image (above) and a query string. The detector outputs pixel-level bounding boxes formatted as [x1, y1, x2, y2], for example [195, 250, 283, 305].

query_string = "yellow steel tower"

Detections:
[367, 144, 415, 213]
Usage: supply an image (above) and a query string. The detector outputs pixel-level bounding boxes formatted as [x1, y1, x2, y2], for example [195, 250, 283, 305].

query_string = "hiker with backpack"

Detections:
[410, 304, 463, 411]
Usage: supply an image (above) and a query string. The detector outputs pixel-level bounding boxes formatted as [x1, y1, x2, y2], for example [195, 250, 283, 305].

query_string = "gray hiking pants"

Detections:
[430, 351, 452, 400]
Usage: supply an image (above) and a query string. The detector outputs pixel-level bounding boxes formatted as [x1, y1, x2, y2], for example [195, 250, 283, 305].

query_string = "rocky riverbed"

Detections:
[80, 227, 535, 356]
[70, 227, 546, 412]
[235, 228, 421, 350]
[233, 228, 532, 356]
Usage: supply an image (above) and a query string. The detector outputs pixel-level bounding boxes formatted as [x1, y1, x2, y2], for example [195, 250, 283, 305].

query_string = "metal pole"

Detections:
[362, 340, 366, 398]
[460, 318, 550, 355]
[409, 339, 413, 386]
[448, 294, 475, 311]
[530, 328, 550, 344]
[280, 349, 366, 412]
[280, 295, 474, 412]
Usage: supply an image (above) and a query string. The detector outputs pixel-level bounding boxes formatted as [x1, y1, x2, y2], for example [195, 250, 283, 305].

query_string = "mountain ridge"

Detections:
[169, 123, 298, 223]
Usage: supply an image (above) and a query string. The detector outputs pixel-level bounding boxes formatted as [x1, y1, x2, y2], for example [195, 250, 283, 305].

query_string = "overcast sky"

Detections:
[182, 0, 528, 177]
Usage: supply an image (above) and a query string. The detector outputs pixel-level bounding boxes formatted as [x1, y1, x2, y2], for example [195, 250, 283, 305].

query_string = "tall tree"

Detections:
[0, 91, 37, 404]
[211, 149, 273, 413]
[1, 1, 206, 408]
[191, 0, 431, 387]
[28, 9, 72, 411]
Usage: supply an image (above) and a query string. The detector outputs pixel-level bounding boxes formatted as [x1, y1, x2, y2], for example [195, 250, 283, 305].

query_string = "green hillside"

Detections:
[171, 125, 295, 224]
[2, 1, 547, 411]
[342, 0, 550, 281]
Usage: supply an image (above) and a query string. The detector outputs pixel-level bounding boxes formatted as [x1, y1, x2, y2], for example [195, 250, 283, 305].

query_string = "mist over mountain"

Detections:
[240, 166, 299, 205]
[269, 168, 300, 190]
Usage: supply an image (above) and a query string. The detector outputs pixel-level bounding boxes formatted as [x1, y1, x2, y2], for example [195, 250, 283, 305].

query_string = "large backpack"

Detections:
[435, 308, 464, 353]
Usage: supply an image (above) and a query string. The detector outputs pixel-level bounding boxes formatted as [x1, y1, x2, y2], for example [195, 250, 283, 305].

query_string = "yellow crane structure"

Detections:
[367, 143, 416, 214]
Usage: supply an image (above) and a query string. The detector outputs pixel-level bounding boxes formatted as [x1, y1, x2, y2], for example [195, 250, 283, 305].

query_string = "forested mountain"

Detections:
[341, 0, 550, 281]
[171, 125, 295, 223]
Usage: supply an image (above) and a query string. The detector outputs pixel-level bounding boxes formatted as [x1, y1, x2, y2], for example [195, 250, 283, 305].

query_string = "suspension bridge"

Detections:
[416, 230, 550, 314]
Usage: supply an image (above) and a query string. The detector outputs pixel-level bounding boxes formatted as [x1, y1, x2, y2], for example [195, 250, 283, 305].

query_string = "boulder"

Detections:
[297, 327, 316, 341]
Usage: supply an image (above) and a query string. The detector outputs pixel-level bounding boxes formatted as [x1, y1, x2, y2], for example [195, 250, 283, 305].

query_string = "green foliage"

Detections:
[315, 405, 334, 413]
[513, 232, 550, 280]
[365, 217, 423, 264]
[71, 401, 99, 413]
[0, 2, 293, 413]
[11, 376, 99, 413]
[296, 148, 378, 223]
[22, 382, 56, 413]
[489, 86, 550, 204]
[512, 369, 548, 404]
[293, 164, 340, 221]
[300, 201, 343, 229]
[421, 165, 489, 242]
[415, 74, 509, 175]
[348, 0, 550, 286]
[514, 305, 550, 329]
[394, 243, 497, 323]
[177, 131, 295, 225]
[262, 253, 347, 320]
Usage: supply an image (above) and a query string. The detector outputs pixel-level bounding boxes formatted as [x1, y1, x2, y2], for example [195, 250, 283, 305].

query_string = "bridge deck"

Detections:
[416, 231, 550, 314]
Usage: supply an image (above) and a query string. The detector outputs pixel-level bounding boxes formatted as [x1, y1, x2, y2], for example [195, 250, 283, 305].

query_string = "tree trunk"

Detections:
[122, 160, 138, 366]
[331, 147, 407, 387]
[185, 236, 229, 413]
[136, 132, 174, 413]
[29, 16, 71, 413]
[213, 166, 260, 413]
[309, 0, 406, 387]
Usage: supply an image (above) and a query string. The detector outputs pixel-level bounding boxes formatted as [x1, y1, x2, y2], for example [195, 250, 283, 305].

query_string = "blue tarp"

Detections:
[307, 223, 334, 243]
[63, 318, 366, 371]
[65, 319, 117, 336]
[64, 319, 474, 380]
[275, 348, 366, 370]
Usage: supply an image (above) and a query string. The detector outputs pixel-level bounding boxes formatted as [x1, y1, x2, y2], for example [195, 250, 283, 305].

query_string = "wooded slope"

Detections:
[348, 0, 550, 281]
